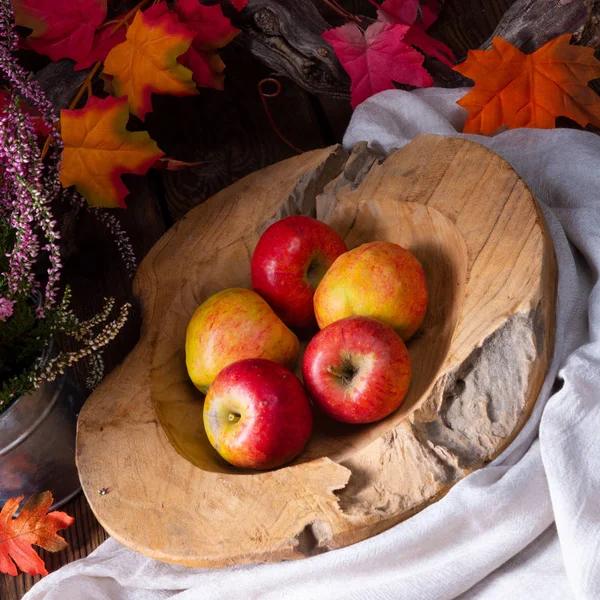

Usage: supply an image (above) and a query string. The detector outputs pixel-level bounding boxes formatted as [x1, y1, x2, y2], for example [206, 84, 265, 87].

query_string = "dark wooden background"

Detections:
[0, 0, 584, 596]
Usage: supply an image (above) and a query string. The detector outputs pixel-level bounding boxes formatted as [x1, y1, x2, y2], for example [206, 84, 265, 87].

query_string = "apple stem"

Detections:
[327, 365, 346, 378]
[327, 362, 357, 387]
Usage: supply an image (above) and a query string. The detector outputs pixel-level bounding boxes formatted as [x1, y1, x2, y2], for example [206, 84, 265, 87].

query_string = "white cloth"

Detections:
[24, 89, 600, 600]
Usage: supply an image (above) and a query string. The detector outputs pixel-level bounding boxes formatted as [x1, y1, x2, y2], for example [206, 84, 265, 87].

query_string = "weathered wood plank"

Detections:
[153, 49, 328, 220]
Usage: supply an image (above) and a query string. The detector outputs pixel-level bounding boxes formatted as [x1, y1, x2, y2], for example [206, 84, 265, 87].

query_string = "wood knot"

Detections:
[303, 59, 316, 74]
[254, 9, 280, 35]
[317, 47, 330, 58]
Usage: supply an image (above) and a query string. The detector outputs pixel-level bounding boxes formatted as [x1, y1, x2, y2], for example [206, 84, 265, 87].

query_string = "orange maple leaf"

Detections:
[454, 34, 600, 134]
[103, 8, 198, 120]
[60, 95, 164, 208]
[0, 492, 74, 577]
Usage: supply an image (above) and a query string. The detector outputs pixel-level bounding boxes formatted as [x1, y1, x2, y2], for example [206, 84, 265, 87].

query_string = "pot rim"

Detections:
[0, 342, 60, 456]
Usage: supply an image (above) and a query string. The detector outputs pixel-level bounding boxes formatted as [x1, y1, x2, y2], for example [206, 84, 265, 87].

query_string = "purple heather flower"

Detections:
[0, 0, 133, 407]
[0, 296, 14, 321]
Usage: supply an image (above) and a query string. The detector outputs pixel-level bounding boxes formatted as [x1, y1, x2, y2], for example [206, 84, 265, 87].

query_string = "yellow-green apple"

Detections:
[302, 316, 411, 424]
[314, 241, 428, 341]
[185, 288, 299, 393]
[203, 358, 313, 469]
[251, 216, 347, 329]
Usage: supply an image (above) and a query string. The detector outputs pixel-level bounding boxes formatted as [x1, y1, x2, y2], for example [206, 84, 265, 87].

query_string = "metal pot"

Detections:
[0, 368, 86, 509]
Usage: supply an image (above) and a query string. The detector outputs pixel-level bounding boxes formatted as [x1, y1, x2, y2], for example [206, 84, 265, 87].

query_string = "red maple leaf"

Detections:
[374, 0, 454, 66]
[74, 23, 126, 71]
[231, 0, 248, 10]
[144, 1, 238, 90]
[12, 0, 107, 63]
[172, 0, 239, 90]
[376, 0, 438, 29]
[323, 22, 433, 108]
[0, 492, 74, 576]
[180, 49, 228, 90]
[174, 0, 239, 51]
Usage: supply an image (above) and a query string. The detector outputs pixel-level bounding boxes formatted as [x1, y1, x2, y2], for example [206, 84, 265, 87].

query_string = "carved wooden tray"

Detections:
[77, 135, 556, 567]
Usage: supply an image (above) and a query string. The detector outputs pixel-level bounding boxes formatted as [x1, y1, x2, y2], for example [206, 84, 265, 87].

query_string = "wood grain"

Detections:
[479, 0, 594, 52]
[230, 0, 350, 98]
[152, 49, 328, 221]
[429, 0, 517, 60]
[77, 135, 556, 567]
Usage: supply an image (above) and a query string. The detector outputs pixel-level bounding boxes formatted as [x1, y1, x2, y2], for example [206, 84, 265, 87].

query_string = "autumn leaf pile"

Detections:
[322, 0, 600, 134]
[12, 0, 248, 208]
[8, 0, 600, 207]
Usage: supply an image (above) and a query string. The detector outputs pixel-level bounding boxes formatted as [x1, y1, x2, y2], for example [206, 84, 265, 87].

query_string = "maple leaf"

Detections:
[74, 23, 126, 71]
[13, 0, 107, 63]
[323, 22, 433, 108]
[376, 0, 438, 29]
[231, 0, 248, 10]
[174, 0, 238, 51]
[454, 35, 600, 134]
[0, 492, 74, 576]
[375, 0, 455, 66]
[60, 95, 164, 208]
[103, 8, 198, 120]
[419, 0, 441, 28]
[172, 0, 239, 90]
[181, 50, 228, 90]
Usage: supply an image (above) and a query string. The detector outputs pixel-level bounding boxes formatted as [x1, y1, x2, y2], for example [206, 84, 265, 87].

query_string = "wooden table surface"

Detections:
[0, 0, 534, 596]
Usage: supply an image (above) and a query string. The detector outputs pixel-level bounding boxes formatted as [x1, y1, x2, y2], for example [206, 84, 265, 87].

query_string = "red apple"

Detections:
[203, 358, 313, 470]
[251, 216, 347, 329]
[302, 316, 411, 424]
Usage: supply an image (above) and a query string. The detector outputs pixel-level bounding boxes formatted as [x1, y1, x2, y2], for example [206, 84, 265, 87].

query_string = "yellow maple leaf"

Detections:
[104, 9, 198, 120]
[60, 95, 164, 208]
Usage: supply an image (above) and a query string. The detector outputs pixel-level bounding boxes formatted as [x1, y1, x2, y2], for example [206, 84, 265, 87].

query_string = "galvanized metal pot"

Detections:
[0, 369, 85, 509]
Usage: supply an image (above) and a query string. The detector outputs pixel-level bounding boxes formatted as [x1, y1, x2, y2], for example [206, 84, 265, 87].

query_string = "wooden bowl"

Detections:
[77, 135, 556, 567]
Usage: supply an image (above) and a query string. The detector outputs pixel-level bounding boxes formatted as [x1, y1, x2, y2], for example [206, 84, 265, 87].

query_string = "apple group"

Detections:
[185, 216, 428, 470]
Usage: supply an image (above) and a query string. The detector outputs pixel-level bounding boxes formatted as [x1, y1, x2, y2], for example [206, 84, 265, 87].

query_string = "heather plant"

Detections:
[0, 2, 131, 411]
